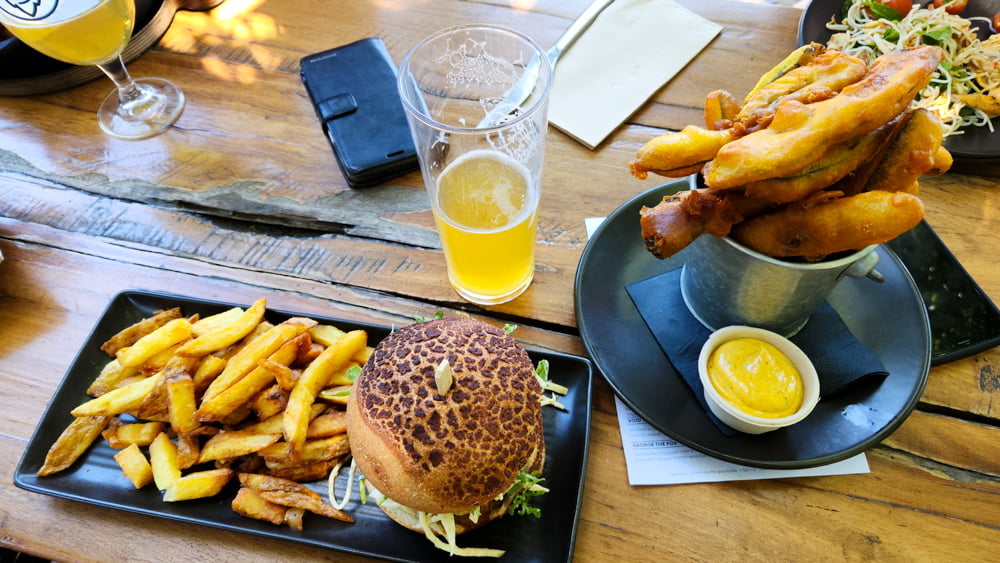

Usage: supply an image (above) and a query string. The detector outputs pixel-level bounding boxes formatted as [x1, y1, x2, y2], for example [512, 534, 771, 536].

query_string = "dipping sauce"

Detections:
[707, 337, 803, 418]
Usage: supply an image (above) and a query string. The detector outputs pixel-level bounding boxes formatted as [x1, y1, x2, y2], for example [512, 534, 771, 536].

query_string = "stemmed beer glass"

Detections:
[0, 0, 185, 139]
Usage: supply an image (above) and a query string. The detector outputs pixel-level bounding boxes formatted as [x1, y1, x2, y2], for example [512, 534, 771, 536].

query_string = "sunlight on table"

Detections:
[163, 0, 279, 84]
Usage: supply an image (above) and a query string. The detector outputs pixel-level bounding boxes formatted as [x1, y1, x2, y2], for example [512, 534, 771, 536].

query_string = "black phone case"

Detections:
[300, 38, 418, 188]
[886, 220, 1000, 365]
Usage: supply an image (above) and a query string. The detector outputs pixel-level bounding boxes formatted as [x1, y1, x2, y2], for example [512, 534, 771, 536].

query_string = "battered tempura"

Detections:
[703, 46, 943, 190]
[632, 45, 951, 260]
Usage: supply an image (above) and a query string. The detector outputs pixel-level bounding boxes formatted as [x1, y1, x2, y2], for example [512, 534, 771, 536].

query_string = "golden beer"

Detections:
[0, 0, 184, 139]
[434, 150, 538, 303]
[1, 0, 134, 66]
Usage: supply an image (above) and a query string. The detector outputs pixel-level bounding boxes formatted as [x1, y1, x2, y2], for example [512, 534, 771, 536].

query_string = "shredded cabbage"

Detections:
[347, 475, 507, 557]
[327, 455, 358, 510]
[534, 359, 569, 409]
[418, 511, 506, 558]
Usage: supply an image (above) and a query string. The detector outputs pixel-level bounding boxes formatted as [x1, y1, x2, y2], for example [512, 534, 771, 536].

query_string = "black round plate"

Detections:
[798, 0, 1000, 175]
[574, 180, 932, 469]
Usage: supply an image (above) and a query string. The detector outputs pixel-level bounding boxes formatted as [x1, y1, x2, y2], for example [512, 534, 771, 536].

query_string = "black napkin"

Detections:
[625, 267, 888, 435]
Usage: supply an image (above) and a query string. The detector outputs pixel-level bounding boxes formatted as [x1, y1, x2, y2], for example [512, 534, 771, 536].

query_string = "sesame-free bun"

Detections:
[346, 317, 544, 517]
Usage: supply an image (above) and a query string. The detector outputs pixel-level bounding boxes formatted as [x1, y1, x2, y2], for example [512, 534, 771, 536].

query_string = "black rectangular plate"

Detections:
[15, 290, 593, 562]
[886, 220, 1000, 365]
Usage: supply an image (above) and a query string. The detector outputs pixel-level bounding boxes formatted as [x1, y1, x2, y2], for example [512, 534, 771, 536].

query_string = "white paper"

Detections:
[584, 216, 870, 485]
[616, 397, 870, 485]
[549, 0, 722, 149]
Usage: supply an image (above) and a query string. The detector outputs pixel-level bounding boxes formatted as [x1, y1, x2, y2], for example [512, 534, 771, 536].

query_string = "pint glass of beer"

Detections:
[397, 25, 552, 306]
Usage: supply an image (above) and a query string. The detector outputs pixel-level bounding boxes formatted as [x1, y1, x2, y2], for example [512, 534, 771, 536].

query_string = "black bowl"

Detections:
[798, 0, 1000, 176]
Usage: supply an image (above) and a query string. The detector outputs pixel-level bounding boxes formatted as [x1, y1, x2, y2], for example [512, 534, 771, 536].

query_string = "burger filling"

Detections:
[329, 456, 549, 558]
[367, 470, 549, 558]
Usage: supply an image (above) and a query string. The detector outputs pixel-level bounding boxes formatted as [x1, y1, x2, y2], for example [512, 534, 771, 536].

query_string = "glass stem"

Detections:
[97, 55, 144, 107]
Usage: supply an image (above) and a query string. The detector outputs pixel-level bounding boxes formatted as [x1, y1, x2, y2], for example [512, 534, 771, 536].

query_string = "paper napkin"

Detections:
[626, 267, 889, 435]
[548, 0, 722, 149]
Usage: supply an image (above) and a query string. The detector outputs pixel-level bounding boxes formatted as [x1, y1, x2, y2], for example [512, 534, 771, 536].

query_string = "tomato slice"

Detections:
[932, 0, 968, 15]
[876, 0, 913, 18]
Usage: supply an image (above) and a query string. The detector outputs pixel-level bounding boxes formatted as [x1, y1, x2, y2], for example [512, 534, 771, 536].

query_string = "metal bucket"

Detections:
[680, 235, 882, 337]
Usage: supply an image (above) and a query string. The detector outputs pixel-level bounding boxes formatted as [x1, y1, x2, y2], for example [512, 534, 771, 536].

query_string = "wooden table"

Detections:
[1, 0, 997, 560]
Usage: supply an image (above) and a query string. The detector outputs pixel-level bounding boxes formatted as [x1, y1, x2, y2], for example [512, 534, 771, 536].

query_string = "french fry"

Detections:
[241, 320, 274, 346]
[220, 404, 254, 427]
[163, 468, 233, 502]
[175, 433, 202, 470]
[259, 434, 349, 464]
[284, 507, 306, 531]
[37, 415, 111, 476]
[296, 341, 323, 366]
[308, 324, 347, 347]
[114, 443, 154, 489]
[132, 376, 172, 423]
[201, 319, 314, 403]
[176, 298, 267, 357]
[191, 306, 245, 337]
[241, 412, 285, 436]
[198, 429, 283, 463]
[265, 459, 338, 482]
[303, 434, 349, 462]
[307, 409, 347, 439]
[260, 357, 299, 391]
[140, 342, 186, 375]
[195, 335, 304, 422]
[133, 346, 198, 422]
[112, 421, 165, 446]
[192, 355, 227, 395]
[238, 472, 317, 497]
[231, 486, 286, 525]
[239, 473, 353, 522]
[166, 369, 199, 433]
[87, 359, 140, 397]
[354, 346, 374, 365]
[149, 432, 181, 491]
[283, 330, 366, 456]
[115, 318, 194, 368]
[113, 374, 148, 389]
[71, 373, 164, 417]
[258, 485, 352, 521]
[250, 384, 289, 420]
[45, 298, 367, 532]
[100, 307, 183, 356]
[242, 404, 325, 436]
[101, 418, 126, 448]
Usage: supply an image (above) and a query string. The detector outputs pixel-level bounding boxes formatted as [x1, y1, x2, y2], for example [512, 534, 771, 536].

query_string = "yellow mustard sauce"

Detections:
[707, 337, 803, 418]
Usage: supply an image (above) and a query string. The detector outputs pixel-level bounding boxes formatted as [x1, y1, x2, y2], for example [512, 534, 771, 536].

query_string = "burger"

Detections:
[345, 317, 547, 557]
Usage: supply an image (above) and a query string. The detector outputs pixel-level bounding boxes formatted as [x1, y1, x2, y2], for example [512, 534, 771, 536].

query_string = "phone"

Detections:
[886, 220, 1000, 365]
[300, 38, 418, 188]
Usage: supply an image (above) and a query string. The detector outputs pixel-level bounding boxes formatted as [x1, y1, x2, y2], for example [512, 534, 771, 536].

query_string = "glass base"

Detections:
[449, 272, 534, 306]
[98, 77, 185, 140]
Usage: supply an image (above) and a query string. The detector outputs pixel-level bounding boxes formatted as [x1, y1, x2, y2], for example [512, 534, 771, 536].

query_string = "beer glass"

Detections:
[398, 25, 552, 305]
[0, 0, 185, 139]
